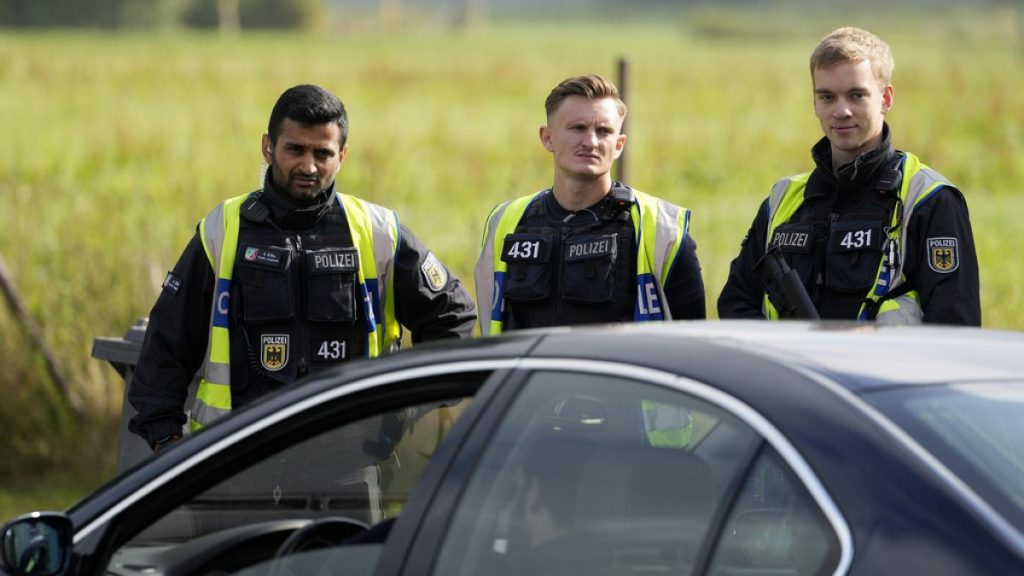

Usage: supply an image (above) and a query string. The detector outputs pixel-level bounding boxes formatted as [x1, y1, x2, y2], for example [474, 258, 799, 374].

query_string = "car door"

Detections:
[61, 360, 520, 576]
[401, 360, 851, 576]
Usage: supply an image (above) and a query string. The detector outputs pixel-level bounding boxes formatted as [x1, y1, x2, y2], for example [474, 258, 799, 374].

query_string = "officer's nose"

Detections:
[834, 102, 853, 118]
[299, 153, 317, 174]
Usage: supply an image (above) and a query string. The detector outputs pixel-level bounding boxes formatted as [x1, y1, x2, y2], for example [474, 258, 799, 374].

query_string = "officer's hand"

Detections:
[152, 434, 183, 453]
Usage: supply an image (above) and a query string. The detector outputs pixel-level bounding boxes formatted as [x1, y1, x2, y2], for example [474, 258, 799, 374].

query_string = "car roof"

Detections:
[521, 321, 1024, 392]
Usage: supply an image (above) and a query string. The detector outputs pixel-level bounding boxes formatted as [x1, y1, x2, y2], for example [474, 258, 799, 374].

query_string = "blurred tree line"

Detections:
[0, 0, 323, 30]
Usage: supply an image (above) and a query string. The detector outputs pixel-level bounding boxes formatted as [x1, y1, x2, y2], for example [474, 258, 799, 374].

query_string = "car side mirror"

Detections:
[0, 512, 72, 576]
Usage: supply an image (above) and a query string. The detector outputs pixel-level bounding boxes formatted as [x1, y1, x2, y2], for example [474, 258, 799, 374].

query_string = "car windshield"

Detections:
[865, 381, 1024, 534]
[110, 397, 472, 576]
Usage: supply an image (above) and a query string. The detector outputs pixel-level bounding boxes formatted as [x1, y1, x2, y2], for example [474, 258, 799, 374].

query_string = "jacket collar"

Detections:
[259, 175, 335, 230]
[809, 122, 898, 198]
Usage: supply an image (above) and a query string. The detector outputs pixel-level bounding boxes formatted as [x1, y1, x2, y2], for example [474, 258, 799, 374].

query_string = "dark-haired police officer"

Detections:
[475, 75, 705, 449]
[476, 74, 705, 335]
[718, 27, 980, 324]
[128, 84, 476, 452]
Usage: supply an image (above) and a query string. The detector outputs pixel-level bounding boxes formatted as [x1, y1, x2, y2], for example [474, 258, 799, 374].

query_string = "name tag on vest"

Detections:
[241, 245, 289, 270]
[565, 234, 617, 262]
[307, 248, 359, 273]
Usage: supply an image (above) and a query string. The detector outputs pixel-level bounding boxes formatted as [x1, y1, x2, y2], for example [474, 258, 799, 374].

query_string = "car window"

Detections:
[707, 447, 841, 576]
[866, 381, 1024, 533]
[107, 395, 472, 576]
[432, 370, 763, 576]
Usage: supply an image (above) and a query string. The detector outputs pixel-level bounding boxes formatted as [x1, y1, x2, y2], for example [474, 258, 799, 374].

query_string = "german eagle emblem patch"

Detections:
[927, 237, 959, 273]
[421, 252, 447, 292]
[261, 334, 289, 372]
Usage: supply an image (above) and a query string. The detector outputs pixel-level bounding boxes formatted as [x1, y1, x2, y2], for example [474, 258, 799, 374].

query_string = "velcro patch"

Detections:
[421, 252, 448, 292]
[242, 246, 288, 269]
[307, 248, 358, 274]
[829, 224, 883, 253]
[261, 334, 289, 372]
[928, 237, 959, 273]
[769, 230, 812, 252]
[501, 233, 550, 263]
[162, 272, 182, 295]
[565, 234, 617, 262]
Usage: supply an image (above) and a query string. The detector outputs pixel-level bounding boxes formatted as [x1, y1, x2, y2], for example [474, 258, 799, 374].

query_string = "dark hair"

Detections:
[544, 74, 626, 121]
[267, 84, 349, 146]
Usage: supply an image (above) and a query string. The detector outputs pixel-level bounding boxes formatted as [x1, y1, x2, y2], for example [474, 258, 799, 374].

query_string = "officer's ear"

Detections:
[539, 125, 554, 152]
[613, 132, 627, 159]
[262, 134, 273, 163]
[337, 143, 349, 165]
[881, 84, 894, 115]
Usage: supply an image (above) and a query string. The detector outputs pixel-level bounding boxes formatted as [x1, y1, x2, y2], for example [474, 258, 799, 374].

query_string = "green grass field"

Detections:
[1, 7, 1021, 517]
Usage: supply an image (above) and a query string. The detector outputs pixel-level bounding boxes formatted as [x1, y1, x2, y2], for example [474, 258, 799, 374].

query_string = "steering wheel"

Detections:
[269, 517, 370, 576]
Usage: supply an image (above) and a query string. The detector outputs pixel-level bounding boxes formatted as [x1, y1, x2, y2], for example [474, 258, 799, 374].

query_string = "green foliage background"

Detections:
[0, 6, 1021, 516]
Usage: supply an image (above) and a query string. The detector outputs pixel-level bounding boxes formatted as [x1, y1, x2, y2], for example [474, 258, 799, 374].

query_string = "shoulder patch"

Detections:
[421, 252, 448, 292]
[927, 237, 959, 273]
[162, 272, 182, 295]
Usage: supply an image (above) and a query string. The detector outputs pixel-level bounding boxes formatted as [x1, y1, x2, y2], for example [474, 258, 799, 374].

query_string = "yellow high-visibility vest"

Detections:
[475, 189, 689, 336]
[190, 192, 400, 431]
[763, 152, 953, 324]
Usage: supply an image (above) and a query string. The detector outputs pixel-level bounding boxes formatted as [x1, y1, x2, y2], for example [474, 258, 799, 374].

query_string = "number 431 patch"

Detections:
[928, 237, 959, 273]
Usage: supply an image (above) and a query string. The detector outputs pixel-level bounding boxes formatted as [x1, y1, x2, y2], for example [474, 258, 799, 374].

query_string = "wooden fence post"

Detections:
[616, 57, 630, 184]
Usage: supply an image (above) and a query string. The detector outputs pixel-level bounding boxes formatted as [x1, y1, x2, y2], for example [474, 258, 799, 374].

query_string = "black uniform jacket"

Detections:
[718, 126, 980, 325]
[502, 186, 705, 331]
[128, 181, 476, 447]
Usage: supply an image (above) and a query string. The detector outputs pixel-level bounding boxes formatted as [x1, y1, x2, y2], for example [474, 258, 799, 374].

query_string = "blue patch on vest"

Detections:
[634, 273, 664, 321]
[213, 278, 231, 328]
[363, 278, 379, 334]
[491, 271, 506, 322]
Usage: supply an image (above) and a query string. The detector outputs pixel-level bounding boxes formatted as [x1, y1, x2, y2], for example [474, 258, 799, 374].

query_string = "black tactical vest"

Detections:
[230, 197, 367, 395]
[502, 193, 637, 330]
[771, 158, 902, 319]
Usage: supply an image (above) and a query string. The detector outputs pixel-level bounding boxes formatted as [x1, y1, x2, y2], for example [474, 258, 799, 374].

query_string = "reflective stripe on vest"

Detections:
[762, 152, 951, 323]
[474, 189, 689, 336]
[190, 192, 399, 431]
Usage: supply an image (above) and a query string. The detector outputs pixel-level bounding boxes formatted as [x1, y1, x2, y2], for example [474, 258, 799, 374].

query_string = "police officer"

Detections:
[476, 75, 702, 450]
[128, 84, 476, 451]
[718, 28, 980, 325]
[476, 74, 705, 336]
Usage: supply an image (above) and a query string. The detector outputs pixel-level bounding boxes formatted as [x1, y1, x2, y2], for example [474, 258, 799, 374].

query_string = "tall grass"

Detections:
[0, 6, 1020, 514]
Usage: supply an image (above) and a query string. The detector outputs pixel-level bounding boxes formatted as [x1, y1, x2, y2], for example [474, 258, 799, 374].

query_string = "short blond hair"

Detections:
[810, 27, 894, 88]
[544, 74, 627, 121]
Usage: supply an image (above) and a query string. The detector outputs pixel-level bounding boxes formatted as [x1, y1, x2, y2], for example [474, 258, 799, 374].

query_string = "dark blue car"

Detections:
[4, 321, 1024, 575]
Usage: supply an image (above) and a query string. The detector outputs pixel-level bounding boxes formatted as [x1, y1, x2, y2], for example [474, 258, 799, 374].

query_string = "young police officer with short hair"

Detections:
[718, 27, 980, 324]
[129, 84, 476, 451]
[475, 75, 704, 451]
[476, 74, 705, 336]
